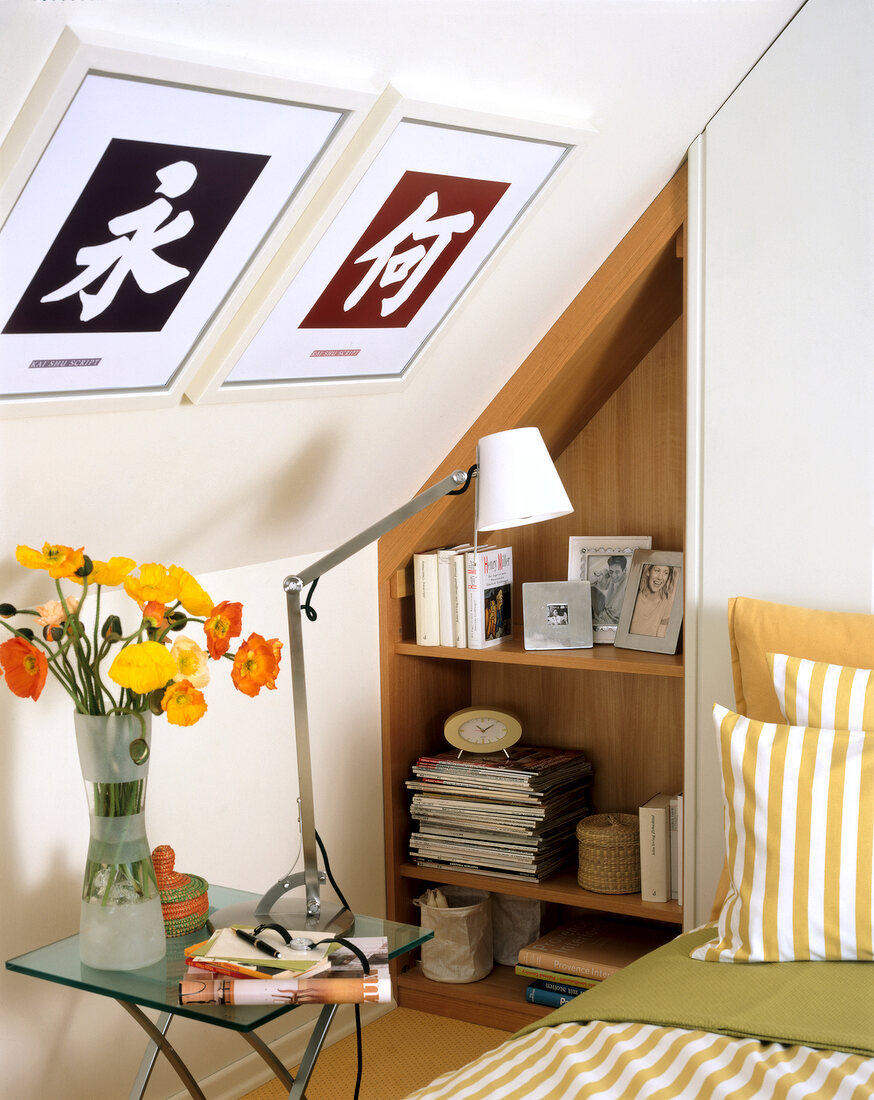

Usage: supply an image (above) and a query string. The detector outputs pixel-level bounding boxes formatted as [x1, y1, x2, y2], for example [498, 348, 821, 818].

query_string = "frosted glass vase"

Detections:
[74, 712, 166, 971]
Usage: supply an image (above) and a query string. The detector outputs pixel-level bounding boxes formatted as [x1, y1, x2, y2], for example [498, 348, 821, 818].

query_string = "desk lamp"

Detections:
[210, 427, 572, 932]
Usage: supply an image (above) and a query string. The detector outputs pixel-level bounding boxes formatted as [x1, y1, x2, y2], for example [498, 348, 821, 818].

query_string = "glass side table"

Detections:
[6, 885, 432, 1100]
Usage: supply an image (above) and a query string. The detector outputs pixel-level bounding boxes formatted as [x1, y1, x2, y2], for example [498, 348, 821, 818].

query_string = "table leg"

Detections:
[126, 1008, 171, 1100]
[239, 1030, 295, 1091]
[286, 1004, 338, 1100]
[116, 1000, 206, 1100]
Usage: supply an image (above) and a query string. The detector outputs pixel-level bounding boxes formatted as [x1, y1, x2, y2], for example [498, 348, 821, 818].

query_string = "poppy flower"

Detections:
[124, 563, 179, 607]
[161, 679, 208, 726]
[16, 543, 84, 580]
[231, 633, 282, 697]
[169, 566, 213, 618]
[0, 636, 48, 700]
[108, 640, 178, 695]
[170, 636, 210, 688]
[70, 556, 136, 587]
[204, 601, 243, 659]
[34, 597, 79, 627]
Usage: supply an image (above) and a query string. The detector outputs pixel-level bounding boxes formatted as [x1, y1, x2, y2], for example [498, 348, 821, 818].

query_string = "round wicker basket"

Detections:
[152, 845, 209, 937]
[575, 813, 641, 894]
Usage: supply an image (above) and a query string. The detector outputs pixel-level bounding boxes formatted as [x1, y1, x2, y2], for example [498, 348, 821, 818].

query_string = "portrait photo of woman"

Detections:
[629, 563, 678, 637]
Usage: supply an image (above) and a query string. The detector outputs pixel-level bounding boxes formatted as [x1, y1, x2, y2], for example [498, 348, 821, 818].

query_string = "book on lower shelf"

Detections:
[516, 916, 673, 981]
[407, 746, 593, 883]
[639, 792, 676, 903]
[525, 978, 588, 1007]
[466, 545, 513, 648]
[514, 963, 600, 991]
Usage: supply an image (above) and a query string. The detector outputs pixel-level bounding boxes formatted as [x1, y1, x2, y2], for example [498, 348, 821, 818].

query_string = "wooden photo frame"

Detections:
[614, 550, 684, 654]
[0, 26, 376, 417]
[567, 536, 652, 643]
[522, 580, 593, 651]
[186, 91, 592, 403]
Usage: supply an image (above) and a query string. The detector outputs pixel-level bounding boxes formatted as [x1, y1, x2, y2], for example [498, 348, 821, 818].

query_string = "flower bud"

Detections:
[43, 625, 64, 642]
[148, 688, 165, 716]
[0, 603, 17, 617]
[76, 556, 94, 578]
[17, 627, 35, 640]
[101, 614, 123, 641]
[167, 611, 188, 631]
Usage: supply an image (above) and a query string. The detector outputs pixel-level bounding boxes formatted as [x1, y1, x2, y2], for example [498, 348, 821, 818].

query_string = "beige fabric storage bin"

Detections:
[414, 886, 493, 983]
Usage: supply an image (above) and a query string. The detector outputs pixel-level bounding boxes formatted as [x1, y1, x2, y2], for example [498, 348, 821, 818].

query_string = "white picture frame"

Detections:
[614, 549, 684, 655]
[0, 26, 377, 417]
[185, 90, 592, 403]
[567, 536, 652, 644]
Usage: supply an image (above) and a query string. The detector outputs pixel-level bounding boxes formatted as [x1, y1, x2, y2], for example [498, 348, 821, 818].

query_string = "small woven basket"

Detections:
[575, 813, 641, 894]
[151, 845, 209, 938]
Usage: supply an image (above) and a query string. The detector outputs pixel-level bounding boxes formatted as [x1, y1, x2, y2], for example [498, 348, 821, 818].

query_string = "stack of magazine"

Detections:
[407, 746, 593, 882]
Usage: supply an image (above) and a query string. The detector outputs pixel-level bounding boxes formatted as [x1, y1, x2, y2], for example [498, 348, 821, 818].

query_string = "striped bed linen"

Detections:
[403, 1020, 874, 1099]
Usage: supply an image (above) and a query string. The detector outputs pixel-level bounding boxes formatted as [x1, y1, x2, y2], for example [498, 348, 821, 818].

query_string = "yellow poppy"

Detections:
[108, 640, 177, 695]
[124, 563, 179, 607]
[16, 543, 84, 580]
[85, 556, 136, 587]
[169, 566, 213, 617]
[161, 680, 208, 726]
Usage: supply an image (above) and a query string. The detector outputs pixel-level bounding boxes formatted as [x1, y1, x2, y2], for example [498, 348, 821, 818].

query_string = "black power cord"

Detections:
[315, 830, 364, 1100]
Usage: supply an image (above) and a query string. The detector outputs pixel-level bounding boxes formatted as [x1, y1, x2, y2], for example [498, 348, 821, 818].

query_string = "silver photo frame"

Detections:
[567, 536, 652, 643]
[614, 550, 684, 654]
[522, 581, 593, 650]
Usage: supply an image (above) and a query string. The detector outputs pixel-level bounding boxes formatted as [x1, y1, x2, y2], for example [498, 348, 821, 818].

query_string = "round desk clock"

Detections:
[444, 706, 522, 754]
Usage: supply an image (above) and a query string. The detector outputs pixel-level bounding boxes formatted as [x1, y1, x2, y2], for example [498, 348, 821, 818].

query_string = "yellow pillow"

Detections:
[692, 704, 874, 963]
[768, 652, 874, 729]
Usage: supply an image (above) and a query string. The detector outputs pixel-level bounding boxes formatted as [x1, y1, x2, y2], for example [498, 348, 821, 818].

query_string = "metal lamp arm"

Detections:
[255, 467, 470, 921]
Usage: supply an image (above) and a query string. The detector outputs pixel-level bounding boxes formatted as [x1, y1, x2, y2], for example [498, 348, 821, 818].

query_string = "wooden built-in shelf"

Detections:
[378, 164, 690, 1028]
[400, 863, 683, 926]
[395, 636, 684, 677]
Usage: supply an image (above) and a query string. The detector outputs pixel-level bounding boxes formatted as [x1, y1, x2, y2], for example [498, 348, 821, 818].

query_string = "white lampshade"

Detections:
[475, 427, 573, 532]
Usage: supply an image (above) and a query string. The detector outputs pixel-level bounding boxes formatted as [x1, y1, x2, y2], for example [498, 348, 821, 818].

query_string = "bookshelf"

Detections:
[378, 164, 688, 1030]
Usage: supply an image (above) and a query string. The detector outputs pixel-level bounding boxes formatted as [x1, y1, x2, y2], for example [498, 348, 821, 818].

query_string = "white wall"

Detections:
[691, 0, 874, 919]
[1, 546, 384, 1100]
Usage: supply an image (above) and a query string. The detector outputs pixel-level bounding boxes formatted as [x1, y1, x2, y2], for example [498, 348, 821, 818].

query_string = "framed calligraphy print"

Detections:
[186, 93, 590, 403]
[0, 27, 376, 416]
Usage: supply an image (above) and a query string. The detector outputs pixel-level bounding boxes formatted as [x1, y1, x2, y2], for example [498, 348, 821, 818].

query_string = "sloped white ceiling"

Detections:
[0, 0, 802, 588]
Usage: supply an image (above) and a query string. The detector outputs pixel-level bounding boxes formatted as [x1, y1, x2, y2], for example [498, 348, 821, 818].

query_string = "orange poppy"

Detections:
[203, 600, 243, 659]
[231, 633, 282, 697]
[161, 679, 208, 726]
[0, 636, 48, 700]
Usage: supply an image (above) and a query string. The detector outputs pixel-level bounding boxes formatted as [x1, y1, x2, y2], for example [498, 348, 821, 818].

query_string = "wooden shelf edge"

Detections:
[396, 963, 550, 1031]
[394, 637, 684, 677]
[400, 864, 684, 925]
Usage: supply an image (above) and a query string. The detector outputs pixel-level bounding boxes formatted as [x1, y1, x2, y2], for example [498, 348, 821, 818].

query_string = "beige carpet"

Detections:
[237, 1007, 507, 1100]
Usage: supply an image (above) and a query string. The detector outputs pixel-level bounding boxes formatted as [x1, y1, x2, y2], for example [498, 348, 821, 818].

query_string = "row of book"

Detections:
[413, 543, 512, 649]
[408, 744, 593, 883]
[516, 915, 673, 1008]
[639, 791, 683, 905]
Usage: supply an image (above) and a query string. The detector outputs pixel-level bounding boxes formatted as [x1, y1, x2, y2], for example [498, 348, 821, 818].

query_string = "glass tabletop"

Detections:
[5, 885, 432, 1032]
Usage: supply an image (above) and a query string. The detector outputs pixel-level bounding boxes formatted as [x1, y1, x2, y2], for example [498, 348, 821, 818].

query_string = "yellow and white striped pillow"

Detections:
[768, 652, 874, 729]
[691, 704, 874, 963]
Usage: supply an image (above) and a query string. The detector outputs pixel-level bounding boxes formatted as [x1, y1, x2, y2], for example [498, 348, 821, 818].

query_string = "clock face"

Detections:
[444, 707, 522, 753]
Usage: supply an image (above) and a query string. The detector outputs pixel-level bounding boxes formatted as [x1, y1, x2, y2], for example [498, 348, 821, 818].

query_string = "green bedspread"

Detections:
[517, 926, 874, 1057]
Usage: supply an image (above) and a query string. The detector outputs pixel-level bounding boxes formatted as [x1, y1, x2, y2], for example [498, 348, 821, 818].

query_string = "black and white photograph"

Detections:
[567, 536, 652, 643]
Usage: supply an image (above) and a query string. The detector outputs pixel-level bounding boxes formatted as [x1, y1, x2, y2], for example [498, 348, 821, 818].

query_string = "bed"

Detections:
[402, 597, 874, 1099]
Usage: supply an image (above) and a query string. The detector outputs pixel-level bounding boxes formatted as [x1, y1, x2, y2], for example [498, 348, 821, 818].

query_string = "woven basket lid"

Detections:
[151, 844, 209, 937]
